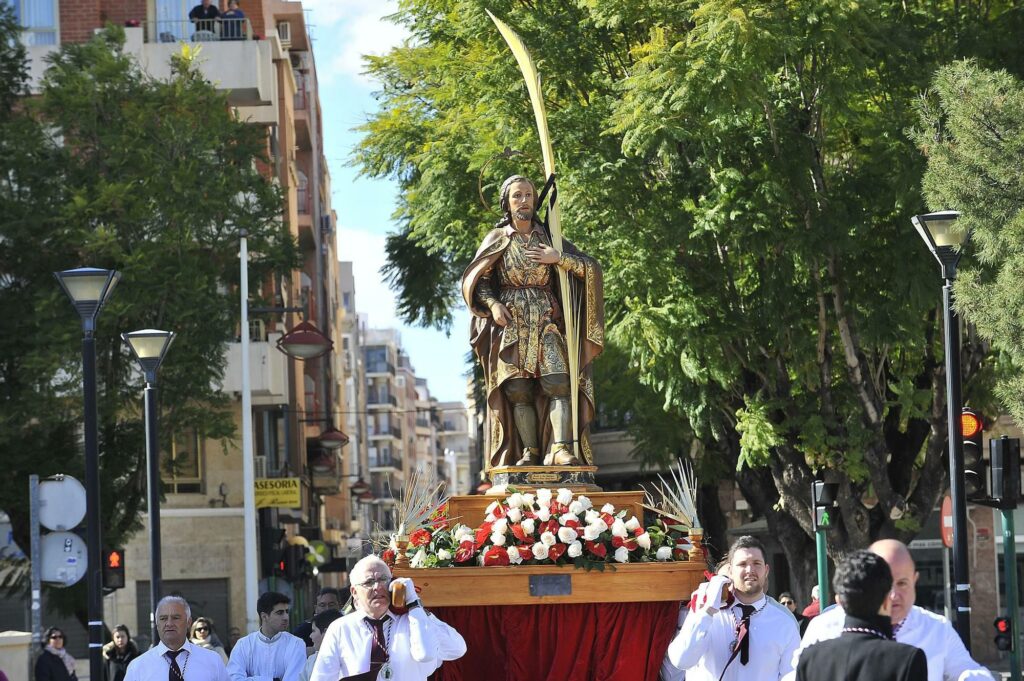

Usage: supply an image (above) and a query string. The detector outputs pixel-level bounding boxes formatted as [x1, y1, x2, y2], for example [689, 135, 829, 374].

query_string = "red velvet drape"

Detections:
[429, 601, 679, 681]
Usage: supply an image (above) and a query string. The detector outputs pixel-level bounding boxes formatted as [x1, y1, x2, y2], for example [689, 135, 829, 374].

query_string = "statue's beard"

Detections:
[513, 209, 532, 222]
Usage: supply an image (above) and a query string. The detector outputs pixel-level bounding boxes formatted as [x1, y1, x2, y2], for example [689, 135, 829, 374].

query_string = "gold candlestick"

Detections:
[393, 534, 411, 568]
[687, 527, 704, 562]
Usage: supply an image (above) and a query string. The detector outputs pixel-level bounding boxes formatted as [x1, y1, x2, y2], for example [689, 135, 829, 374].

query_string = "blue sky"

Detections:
[302, 1, 471, 403]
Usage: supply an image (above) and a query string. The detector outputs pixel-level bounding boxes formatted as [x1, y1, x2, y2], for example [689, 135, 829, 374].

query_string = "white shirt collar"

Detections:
[731, 593, 768, 614]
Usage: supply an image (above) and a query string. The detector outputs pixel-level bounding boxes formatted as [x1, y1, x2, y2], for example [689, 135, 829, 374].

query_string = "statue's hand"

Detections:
[526, 244, 560, 265]
[490, 302, 512, 327]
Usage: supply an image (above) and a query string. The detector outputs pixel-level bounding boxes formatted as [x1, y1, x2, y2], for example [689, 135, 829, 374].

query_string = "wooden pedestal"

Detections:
[445, 490, 647, 530]
[393, 560, 704, 607]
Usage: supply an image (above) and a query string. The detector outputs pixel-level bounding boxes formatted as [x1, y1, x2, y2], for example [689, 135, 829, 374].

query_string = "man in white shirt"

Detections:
[665, 535, 800, 681]
[309, 554, 466, 681]
[791, 539, 993, 681]
[227, 591, 307, 681]
[124, 595, 229, 681]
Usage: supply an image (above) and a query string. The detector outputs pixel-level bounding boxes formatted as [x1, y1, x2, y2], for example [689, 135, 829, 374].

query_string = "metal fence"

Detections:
[144, 18, 253, 44]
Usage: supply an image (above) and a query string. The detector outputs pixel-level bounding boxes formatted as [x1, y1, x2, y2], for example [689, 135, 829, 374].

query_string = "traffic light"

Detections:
[990, 436, 1021, 510]
[260, 525, 285, 577]
[811, 481, 839, 531]
[994, 616, 1014, 652]
[961, 408, 987, 501]
[282, 544, 307, 582]
[102, 548, 125, 590]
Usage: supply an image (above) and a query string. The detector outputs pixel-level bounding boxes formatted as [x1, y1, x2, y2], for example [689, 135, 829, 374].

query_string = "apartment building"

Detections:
[10, 0, 357, 650]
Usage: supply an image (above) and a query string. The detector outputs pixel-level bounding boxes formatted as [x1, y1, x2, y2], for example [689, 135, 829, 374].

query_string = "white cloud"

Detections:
[306, 0, 408, 87]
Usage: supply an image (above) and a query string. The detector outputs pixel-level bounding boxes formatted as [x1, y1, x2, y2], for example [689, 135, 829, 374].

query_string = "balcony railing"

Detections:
[369, 456, 402, 470]
[296, 186, 310, 214]
[367, 394, 399, 407]
[366, 362, 396, 375]
[145, 18, 254, 44]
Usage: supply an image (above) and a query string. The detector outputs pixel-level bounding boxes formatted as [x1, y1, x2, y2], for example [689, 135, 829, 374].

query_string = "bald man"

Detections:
[788, 540, 993, 681]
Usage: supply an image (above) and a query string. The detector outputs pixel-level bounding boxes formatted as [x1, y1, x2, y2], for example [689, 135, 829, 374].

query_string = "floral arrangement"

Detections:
[389, 487, 685, 571]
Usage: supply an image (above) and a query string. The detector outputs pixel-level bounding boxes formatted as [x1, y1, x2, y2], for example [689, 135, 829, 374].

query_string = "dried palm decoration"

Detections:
[642, 458, 701, 530]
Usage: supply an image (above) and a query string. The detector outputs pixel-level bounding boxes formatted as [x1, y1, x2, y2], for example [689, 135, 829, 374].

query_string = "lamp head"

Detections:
[122, 329, 175, 383]
[54, 267, 121, 332]
[911, 211, 966, 280]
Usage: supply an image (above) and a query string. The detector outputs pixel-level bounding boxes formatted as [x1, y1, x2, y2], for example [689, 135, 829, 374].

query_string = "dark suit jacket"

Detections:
[796, 615, 927, 681]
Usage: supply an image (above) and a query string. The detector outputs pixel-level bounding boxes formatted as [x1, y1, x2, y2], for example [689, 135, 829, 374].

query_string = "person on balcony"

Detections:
[221, 0, 246, 40]
[188, 0, 220, 38]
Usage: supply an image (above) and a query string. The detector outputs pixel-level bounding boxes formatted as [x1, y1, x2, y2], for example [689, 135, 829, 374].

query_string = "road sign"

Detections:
[942, 495, 953, 549]
[38, 475, 86, 531]
[40, 531, 87, 587]
[255, 477, 301, 508]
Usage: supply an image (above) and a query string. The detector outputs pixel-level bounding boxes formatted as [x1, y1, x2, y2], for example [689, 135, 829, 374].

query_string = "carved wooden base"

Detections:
[487, 465, 600, 494]
[393, 561, 705, 606]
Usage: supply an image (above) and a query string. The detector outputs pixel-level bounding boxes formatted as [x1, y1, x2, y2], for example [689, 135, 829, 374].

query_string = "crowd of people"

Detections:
[187, 0, 247, 40]
[33, 534, 1001, 680]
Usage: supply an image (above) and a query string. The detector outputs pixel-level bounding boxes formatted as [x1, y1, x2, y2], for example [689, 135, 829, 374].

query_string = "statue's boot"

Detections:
[544, 397, 580, 465]
[513, 404, 541, 466]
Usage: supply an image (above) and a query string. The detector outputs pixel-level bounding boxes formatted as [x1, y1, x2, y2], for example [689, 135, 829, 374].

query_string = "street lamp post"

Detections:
[912, 210, 971, 647]
[121, 329, 175, 646]
[54, 267, 120, 680]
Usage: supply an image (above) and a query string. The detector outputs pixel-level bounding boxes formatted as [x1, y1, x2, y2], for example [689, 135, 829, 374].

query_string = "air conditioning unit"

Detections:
[254, 455, 267, 478]
[277, 21, 291, 46]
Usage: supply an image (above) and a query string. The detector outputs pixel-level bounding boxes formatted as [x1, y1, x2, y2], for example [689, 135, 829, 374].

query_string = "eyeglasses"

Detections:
[194, 627, 209, 633]
[49, 634, 64, 640]
[356, 577, 389, 590]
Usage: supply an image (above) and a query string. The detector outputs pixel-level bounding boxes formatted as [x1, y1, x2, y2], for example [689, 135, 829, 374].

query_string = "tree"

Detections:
[353, 0, 1019, 595]
[915, 60, 1024, 429]
[0, 21, 296, 613]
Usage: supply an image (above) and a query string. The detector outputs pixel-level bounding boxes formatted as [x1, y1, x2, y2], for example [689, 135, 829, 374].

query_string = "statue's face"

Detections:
[508, 180, 535, 222]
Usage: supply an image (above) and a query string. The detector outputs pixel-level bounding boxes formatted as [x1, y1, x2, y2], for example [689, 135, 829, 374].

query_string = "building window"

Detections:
[9, 0, 58, 45]
[161, 429, 204, 494]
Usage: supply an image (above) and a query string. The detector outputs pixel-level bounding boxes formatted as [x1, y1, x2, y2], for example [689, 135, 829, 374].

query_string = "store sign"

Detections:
[255, 478, 301, 509]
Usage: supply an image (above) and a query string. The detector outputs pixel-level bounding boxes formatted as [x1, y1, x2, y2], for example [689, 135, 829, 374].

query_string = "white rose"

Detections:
[556, 488, 574, 506]
[557, 526, 579, 544]
[536, 488, 553, 505]
[614, 546, 630, 563]
[506, 507, 523, 523]
[568, 540, 583, 558]
[577, 495, 593, 510]
[583, 524, 602, 542]
[624, 516, 641, 532]
[507, 492, 524, 508]
[601, 503, 616, 514]
[569, 500, 585, 516]
[611, 519, 628, 538]
[532, 542, 549, 560]
[637, 532, 652, 550]
[454, 525, 473, 543]
[490, 531, 506, 546]
[584, 509, 600, 523]
[437, 548, 452, 561]
[507, 546, 523, 565]
[484, 513, 496, 523]
[590, 518, 608, 534]
[656, 546, 673, 561]
[540, 531, 557, 546]
[536, 506, 551, 522]
[522, 493, 535, 506]
[558, 513, 579, 526]
[521, 518, 536, 535]
[411, 548, 427, 568]
[492, 517, 508, 533]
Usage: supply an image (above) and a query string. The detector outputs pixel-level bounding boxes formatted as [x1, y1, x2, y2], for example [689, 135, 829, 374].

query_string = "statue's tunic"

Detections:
[461, 224, 604, 468]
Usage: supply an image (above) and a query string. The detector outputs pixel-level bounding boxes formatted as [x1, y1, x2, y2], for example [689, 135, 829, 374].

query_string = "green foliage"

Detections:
[0, 25, 295, 605]
[354, 0, 1019, 576]
[916, 60, 1024, 427]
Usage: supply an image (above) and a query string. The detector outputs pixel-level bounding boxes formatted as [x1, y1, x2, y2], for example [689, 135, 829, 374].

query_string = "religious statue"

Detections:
[461, 174, 604, 469]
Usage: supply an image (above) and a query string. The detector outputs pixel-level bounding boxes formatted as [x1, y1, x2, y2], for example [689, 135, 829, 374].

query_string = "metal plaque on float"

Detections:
[40, 531, 87, 587]
[38, 475, 87, 531]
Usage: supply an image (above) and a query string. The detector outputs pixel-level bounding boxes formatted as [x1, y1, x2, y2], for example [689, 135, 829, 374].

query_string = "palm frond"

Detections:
[391, 468, 446, 537]
[643, 458, 701, 529]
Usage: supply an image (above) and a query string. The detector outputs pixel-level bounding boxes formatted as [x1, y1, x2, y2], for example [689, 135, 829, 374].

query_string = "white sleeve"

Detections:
[785, 610, 831, 681]
[426, 612, 467, 662]
[777, 615, 801, 680]
[942, 624, 995, 680]
[226, 638, 271, 681]
[282, 639, 308, 681]
[667, 608, 715, 671]
[308, 627, 343, 681]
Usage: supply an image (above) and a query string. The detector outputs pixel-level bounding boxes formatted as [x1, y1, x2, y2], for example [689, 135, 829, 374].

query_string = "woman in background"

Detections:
[101, 624, 138, 681]
[190, 616, 229, 664]
[35, 626, 77, 681]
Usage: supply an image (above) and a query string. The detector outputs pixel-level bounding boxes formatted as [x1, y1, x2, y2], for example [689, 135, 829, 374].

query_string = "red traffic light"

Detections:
[107, 550, 122, 569]
[996, 617, 1011, 633]
[961, 409, 983, 438]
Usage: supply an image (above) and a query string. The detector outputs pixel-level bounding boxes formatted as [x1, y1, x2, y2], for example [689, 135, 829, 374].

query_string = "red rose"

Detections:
[633, 527, 645, 537]
[492, 503, 507, 519]
[409, 528, 432, 547]
[586, 541, 607, 559]
[475, 522, 493, 547]
[541, 519, 560, 535]
[454, 541, 476, 563]
[515, 546, 533, 561]
[549, 501, 566, 515]
[547, 544, 567, 562]
[381, 549, 396, 565]
[563, 518, 580, 529]
[511, 524, 532, 543]
[600, 512, 615, 526]
[483, 546, 510, 566]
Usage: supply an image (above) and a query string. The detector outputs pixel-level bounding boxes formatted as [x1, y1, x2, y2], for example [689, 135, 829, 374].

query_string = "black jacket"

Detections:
[34, 650, 77, 681]
[101, 640, 139, 681]
[796, 614, 927, 681]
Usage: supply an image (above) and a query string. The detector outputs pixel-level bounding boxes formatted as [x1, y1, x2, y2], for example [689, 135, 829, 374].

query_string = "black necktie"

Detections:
[366, 617, 388, 673]
[166, 649, 184, 681]
[737, 604, 755, 665]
